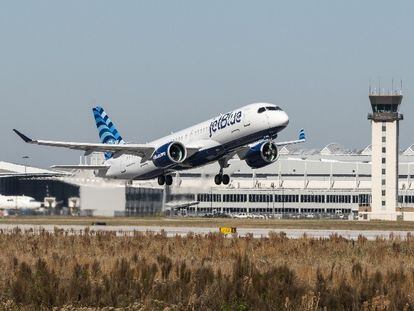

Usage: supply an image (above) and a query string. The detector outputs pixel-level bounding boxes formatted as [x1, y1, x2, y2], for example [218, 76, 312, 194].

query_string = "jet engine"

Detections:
[244, 141, 279, 169]
[152, 142, 187, 168]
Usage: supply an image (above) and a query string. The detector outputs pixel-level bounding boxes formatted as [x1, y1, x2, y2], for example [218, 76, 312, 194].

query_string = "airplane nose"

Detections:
[281, 112, 289, 127]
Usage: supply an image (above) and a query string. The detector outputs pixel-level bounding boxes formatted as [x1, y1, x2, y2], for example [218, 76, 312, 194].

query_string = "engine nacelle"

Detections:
[245, 141, 279, 169]
[152, 142, 187, 168]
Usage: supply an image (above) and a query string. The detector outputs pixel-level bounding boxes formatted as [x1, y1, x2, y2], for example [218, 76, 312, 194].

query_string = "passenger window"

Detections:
[258, 107, 266, 113]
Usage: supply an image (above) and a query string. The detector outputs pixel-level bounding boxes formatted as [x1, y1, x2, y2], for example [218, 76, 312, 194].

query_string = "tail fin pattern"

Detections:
[92, 106, 125, 159]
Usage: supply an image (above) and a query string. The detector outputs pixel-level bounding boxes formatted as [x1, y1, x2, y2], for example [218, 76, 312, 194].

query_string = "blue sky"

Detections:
[1, 1, 413, 167]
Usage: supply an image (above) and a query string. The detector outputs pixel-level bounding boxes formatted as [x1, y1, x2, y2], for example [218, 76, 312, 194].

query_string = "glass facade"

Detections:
[125, 187, 163, 216]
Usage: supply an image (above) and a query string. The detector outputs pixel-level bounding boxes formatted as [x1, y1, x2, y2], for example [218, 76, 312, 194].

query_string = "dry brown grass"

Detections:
[0, 229, 414, 310]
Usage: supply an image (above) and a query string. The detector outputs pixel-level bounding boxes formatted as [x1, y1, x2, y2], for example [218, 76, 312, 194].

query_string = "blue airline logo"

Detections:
[153, 152, 166, 160]
[209, 110, 242, 137]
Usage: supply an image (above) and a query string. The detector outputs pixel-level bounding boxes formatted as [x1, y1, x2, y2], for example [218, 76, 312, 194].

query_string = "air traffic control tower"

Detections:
[367, 88, 403, 220]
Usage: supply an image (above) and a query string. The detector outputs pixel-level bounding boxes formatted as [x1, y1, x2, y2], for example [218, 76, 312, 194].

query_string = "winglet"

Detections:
[299, 129, 306, 141]
[13, 129, 33, 143]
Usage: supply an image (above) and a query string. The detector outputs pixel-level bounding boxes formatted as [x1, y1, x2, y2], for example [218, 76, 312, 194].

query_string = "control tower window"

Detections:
[373, 104, 399, 113]
[258, 107, 266, 113]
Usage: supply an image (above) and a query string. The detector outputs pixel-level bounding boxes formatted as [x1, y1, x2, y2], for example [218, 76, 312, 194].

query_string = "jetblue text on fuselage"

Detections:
[209, 111, 242, 137]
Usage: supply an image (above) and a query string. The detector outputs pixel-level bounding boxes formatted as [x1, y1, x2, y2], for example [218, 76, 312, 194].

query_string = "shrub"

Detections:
[1, 230, 414, 309]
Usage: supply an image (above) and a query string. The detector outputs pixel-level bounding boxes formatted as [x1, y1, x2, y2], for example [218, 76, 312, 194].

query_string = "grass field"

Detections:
[1, 216, 414, 231]
[1, 230, 414, 310]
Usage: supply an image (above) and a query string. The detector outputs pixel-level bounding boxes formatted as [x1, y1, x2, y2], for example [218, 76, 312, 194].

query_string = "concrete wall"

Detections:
[80, 185, 125, 216]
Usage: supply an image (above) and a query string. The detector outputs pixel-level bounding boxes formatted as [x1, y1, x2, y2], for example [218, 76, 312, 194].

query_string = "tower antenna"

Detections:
[378, 78, 381, 95]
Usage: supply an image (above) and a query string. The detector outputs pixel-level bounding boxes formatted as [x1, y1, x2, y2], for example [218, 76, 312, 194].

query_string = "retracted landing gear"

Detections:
[158, 175, 173, 186]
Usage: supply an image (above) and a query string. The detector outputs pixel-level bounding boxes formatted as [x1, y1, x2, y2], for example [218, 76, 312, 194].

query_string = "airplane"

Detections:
[14, 103, 305, 186]
[0, 194, 42, 210]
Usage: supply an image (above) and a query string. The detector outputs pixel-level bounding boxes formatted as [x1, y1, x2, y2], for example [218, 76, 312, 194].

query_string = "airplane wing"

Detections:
[51, 165, 109, 170]
[274, 129, 306, 146]
[236, 129, 306, 160]
[0, 172, 69, 178]
[13, 129, 155, 159]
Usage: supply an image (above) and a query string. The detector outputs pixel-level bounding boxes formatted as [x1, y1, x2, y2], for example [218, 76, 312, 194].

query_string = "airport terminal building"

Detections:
[0, 161, 163, 216]
[166, 143, 414, 220]
[3, 144, 414, 220]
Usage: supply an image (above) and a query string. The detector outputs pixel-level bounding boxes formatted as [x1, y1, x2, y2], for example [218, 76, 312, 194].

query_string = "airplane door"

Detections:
[243, 109, 251, 128]
[264, 113, 271, 129]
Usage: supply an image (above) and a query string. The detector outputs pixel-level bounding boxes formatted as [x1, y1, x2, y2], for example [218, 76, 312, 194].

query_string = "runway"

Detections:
[1, 224, 413, 240]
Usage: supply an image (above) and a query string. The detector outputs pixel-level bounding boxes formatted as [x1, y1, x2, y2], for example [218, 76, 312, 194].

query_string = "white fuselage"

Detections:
[102, 103, 289, 180]
[0, 195, 42, 210]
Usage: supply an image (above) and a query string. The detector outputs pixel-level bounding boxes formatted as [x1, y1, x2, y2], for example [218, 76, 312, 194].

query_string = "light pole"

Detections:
[22, 156, 30, 175]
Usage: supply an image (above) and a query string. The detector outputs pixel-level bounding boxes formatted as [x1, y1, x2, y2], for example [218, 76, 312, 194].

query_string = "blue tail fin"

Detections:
[92, 106, 125, 160]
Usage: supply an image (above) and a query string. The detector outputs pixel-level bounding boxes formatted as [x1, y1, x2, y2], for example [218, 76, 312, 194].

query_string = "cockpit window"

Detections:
[266, 106, 282, 111]
[258, 106, 283, 113]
